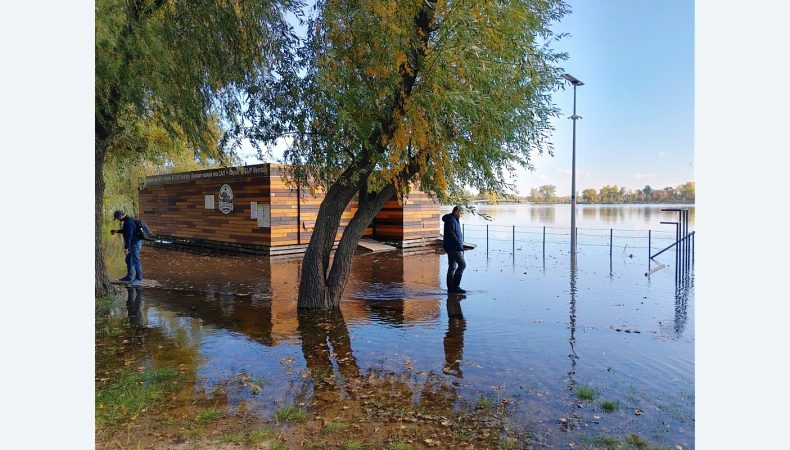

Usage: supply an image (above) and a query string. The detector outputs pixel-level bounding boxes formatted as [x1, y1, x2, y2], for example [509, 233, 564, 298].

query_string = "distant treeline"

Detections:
[472, 182, 695, 204]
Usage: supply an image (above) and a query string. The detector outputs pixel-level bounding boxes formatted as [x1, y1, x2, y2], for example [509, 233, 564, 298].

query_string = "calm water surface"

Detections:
[103, 204, 694, 448]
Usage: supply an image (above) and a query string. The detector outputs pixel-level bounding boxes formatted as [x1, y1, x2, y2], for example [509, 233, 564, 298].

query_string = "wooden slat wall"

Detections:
[373, 188, 440, 241]
[139, 172, 269, 246]
[139, 163, 372, 249]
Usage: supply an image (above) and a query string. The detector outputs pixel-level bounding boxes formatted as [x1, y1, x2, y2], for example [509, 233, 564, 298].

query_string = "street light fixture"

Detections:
[563, 73, 584, 257]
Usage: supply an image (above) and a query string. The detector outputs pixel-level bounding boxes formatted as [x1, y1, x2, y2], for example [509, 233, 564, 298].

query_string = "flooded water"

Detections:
[101, 204, 694, 449]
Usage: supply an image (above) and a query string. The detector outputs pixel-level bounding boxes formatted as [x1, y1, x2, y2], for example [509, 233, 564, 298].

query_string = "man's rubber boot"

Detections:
[452, 273, 466, 294]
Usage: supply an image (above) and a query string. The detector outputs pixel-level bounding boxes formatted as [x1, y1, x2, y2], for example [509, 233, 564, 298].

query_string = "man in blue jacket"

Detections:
[442, 206, 467, 294]
[113, 210, 143, 285]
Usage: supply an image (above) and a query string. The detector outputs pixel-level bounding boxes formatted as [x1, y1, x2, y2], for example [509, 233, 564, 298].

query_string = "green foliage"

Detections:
[218, 430, 274, 446]
[497, 436, 519, 450]
[218, 433, 246, 443]
[389, 443, 410, 450]
[194, 408, 221, 425]
[475, 395, 494, 409]
[95, 366, 179, 426]
[524, 181, 694, 204]
[274, 406, 308, 422]
[579, 434, 621, 449]
[538, 184, 557, 203]
[600, 399, 620, 412]
[343, 441, 364, 450]
[95, 0, 290, 183]
[581, 188, 598, 203]
[575, 385, 596, 401]
[324, 421, 349, 434]
[96, 0, 297, 154]
[626, 434, 649, 449]
[245, 0, 570, 204]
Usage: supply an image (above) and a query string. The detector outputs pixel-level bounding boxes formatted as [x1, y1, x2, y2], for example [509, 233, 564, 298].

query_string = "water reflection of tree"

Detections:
[292, 308, 511, 447]
[443, 297, 466, 378]
[581, 206, 597, 220]
[297, 309, 360, 403]
[97, 290, 214, 445]
[529, 206, 556, 224]
[598, 206, 624, 223]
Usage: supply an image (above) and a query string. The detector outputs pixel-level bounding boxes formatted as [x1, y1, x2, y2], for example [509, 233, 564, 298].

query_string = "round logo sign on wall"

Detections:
[218, 184, 234, 214]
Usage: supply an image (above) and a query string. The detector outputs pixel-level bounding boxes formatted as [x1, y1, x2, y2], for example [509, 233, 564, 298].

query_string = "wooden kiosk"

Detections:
[139, 164, 439, 256]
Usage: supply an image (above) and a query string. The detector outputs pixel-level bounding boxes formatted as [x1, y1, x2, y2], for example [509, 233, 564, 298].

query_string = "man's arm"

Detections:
[122, 220, 136, 250]
[454, 220, 464, 251]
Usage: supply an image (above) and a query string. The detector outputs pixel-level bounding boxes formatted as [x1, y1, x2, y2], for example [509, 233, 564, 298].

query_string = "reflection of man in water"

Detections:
[125, 286, 145, 328]
[443, 297, 466, 377]
[442, 206, 466, 294]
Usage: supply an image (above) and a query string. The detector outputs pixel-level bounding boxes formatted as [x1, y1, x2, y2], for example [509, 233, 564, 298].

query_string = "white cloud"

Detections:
[538, 175, 550, 182]
[658, 150, 669, 157]
[633, 173, 657, 181]
[557, 168, 572, 175]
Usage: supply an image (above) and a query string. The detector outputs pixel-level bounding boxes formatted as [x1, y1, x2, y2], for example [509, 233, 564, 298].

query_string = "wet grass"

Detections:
[600, 399, 620, 412]
[95, 366, 179, 426]
[194, 408, 221, 425]
[96, 295, 121, 317]
[218, 429, 275, 446]
[218, 432, 246, 443]
[161, 416, 178, 428]
[580, 434, 621, 449]
[343, 440, 365, 450]
[575, 385, 597, 401]
[497, 436, 519, 449]
[186, 427, 204, 438]
[324, 421, 349, 434]
[580, 433, 672, 450]
[95, 295, 125, 337]
[475, 395, 494, 409]
[274, 406, 308, 422]
[626, 434, 649, 449]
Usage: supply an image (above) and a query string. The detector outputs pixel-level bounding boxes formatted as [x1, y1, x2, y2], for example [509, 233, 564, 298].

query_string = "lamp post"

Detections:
[563, 73, 584, 257]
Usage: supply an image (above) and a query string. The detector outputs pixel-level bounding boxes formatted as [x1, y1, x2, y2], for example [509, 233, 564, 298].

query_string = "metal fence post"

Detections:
[610, 228, 613, 259]
[648, 229, 652, 269]
[542, 226, 546, 258]
[486, 224, 489, 254]
[512, 225, 515, 258]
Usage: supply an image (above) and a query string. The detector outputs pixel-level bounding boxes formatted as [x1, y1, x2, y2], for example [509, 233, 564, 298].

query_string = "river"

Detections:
[100, 204, 695, 449]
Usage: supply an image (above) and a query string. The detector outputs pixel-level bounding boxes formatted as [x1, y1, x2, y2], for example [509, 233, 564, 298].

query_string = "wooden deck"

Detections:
[357, 239, 397, 253]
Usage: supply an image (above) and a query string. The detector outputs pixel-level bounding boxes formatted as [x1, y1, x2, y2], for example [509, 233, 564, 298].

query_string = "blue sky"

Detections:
[241, 0, 695, 197]
[518, 0, 695, 196]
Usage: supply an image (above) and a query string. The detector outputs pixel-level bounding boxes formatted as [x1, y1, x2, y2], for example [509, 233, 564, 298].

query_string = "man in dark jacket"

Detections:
[113, 209, 143, 285]
[442, 206, 466, 293]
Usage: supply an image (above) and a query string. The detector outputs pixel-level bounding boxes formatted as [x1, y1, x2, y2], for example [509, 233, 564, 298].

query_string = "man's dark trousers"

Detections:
[446, 249, 466, 291]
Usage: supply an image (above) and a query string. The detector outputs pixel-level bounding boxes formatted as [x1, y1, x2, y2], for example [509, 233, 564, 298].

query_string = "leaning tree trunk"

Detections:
[95, 143, 114, 297]
[298, 176, 360, 308]
[324, 184, 396, 305]
[297, 178, 396, 309]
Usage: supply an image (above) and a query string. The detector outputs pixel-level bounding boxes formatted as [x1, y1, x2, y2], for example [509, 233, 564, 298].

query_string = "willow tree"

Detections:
[245, 0, 569, 308]
[95, 0, 297, 296]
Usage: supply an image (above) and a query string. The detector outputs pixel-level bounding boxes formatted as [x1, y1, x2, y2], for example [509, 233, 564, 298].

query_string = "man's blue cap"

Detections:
[113, 210, 125, 219]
